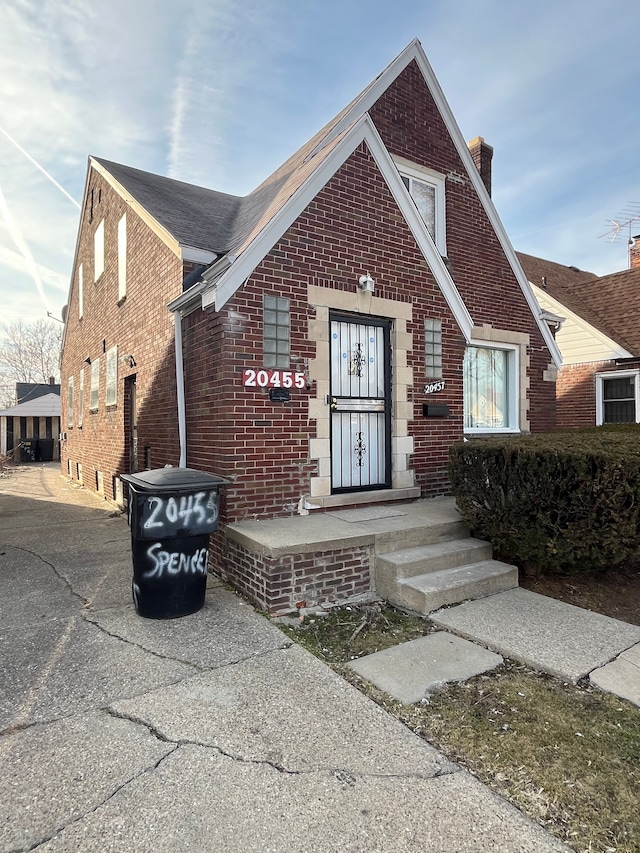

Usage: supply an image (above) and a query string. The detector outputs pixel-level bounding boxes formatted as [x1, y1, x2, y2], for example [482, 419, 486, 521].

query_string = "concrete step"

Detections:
[388, 560, 519, 615]
[375, 519, 470, 555]
[377, 538, 493, 581]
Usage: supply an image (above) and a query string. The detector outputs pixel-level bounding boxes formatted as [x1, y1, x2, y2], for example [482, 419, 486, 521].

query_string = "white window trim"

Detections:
[595, 369, 640, 425]
[106, 345, 118, 407]
[463, 341, 520, 435]
[118, 214, 127, 301]
[78, 368, 84, 428]
[94, 220, 104, 282]
[90, 358, 100, 411]
[393, 156, 446, 255]
[68, 376, 74, 428]
[78, 264, 84, 319]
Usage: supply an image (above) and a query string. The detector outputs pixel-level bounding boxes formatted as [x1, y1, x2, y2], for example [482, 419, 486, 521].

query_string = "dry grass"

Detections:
[279, 605, 640, 853]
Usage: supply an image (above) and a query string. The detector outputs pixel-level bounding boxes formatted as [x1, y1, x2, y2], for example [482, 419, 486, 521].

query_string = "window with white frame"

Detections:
[78, 368, 84, 427]
[90, 358, 100, 411]
[106, 346, 118, 406]
[463, 345, 518, 432]
[94, 220, 104, 282]
[78, 264, 84, 319]
[118, 214, 127, 300]
[68, 376, 74, 427]
[596, 371, 639, 424]
[395, 158, 446, 254]
[263, 295, 290, 368]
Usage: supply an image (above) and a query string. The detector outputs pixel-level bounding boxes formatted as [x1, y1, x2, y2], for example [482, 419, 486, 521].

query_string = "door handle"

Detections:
[330, 396, 338, 411]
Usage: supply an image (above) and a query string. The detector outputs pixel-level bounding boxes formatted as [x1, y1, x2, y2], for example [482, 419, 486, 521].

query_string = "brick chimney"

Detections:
[630, 235, 640, 270]
[468, 136, 493, 197]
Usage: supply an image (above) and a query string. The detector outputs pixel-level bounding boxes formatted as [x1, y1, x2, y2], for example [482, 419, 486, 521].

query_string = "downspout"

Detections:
[174, 310, 187, 468]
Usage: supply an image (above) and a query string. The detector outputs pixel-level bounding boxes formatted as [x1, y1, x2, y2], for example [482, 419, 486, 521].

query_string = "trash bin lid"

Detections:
[120, 467, 232, 492]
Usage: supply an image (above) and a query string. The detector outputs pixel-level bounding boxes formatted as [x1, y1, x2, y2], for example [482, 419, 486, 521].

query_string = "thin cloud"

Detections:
[0, 181, 52, 314]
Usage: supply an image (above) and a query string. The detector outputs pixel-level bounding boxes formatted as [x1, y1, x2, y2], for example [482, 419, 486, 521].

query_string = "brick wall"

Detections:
[60, 168, 183, 500]
[369, 60, 557, 433]
[222, 538, 372, 614]
[557, 361, 606, 428]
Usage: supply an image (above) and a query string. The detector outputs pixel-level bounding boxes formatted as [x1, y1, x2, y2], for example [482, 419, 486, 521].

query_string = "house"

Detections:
[0, 382, 61, 461]
[518, 241, 640, 428]
[60, 39, 560, 612]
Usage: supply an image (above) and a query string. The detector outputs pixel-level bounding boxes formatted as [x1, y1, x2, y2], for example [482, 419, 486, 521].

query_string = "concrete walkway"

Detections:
[0, 463, 572, 852]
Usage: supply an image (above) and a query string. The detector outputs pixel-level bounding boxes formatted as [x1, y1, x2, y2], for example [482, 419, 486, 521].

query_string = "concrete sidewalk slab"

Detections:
[348, 632, 503, 703]
[87, 585, 291, 670]
[432, 588, 640, 682]
[0, 614, 195, 730]
[0, 710, 173, 852]
[110, 643, 455, 777]
[32, 744, 569, 853]
[590, 643, 640, 707]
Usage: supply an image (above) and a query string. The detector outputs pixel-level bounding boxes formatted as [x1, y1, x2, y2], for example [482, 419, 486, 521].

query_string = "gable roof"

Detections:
[85, 39, 561, 365]
[576, 267, 640, 355]
[91, 157, 242, 258]
[0, 393, 61, 418]
[169, 40, 561, 364]
[518, 251, 640, 357]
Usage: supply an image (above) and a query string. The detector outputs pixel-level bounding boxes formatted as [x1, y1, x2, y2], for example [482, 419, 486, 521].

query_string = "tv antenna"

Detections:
[600, 204, 640, 267]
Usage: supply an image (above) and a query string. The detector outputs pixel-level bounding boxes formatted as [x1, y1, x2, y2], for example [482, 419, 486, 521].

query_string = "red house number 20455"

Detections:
[243, 369, 306, 389]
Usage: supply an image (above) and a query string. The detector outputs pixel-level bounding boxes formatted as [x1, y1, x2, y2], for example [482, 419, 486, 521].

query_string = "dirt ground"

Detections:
[520, 561, 640, 627]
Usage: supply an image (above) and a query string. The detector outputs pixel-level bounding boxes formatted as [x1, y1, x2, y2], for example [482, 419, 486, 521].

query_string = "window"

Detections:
[94, 220, 104, 281]
[68, 376, 74, 427]
[463, 345, 518, 432]
[263, 295, 290, 368]
[106, 346, 118, 406]
[78, 368, 84, 427]
[90, 358, 100, 411]
[78, 264, 84, 319]
[424, 319, 443, 379]
[395, 159, 446, 254]
[118, 215, 127, 300]
[596, 371, 639, 424]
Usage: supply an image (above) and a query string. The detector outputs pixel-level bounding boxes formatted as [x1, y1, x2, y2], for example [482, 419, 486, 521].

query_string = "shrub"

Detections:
[448, 427, 640, 575]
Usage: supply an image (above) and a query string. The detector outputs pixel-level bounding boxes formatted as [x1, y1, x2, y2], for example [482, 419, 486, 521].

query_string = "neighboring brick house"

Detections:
[61, 39, 560, 610]
[519, 244, 640, 429]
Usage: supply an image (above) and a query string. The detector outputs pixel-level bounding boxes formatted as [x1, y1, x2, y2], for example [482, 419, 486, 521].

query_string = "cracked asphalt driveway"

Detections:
[0, 464, 570, 852]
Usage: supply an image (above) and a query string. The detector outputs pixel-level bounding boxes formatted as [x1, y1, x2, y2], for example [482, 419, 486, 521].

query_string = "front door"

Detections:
[329, 314, 391, 492]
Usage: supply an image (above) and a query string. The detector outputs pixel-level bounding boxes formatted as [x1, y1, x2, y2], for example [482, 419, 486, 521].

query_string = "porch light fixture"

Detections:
[358, 272, 375, 293]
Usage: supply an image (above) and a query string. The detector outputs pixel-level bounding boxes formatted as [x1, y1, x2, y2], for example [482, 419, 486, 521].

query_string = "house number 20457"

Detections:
[424, 380, 446, 394]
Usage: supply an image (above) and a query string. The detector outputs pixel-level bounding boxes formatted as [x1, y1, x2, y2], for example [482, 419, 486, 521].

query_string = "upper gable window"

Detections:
[117, 215, 127, 301]
[94, 220, 105, 282]
[394, 158, 446, 255]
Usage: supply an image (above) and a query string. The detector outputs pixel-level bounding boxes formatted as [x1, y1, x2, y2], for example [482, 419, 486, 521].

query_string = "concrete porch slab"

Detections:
[348, 632, 503, 704]
[225, 496, 462, 557]
[431, 588, 640, 682]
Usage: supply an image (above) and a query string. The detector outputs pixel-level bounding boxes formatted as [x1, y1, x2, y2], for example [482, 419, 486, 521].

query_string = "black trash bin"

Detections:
[121, 468, 231, 619]
[21, 440, 37, 462]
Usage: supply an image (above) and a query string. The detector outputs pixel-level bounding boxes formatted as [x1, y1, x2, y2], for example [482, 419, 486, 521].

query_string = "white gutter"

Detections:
[173, 310, 187, 468]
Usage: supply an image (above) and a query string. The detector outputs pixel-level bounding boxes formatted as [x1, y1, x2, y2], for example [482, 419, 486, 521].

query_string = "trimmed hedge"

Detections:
[448, 426, 640, 575]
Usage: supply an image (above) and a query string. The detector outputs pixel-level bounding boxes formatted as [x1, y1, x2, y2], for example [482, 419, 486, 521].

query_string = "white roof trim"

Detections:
[301, 38, 561, 366]
[531, 284, 632, 361]
[204, 114, 473, 339]
[180, 246, 217, 264]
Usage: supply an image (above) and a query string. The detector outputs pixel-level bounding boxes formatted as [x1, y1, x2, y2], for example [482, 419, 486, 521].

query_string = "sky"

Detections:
[1, 0, 639, 327]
